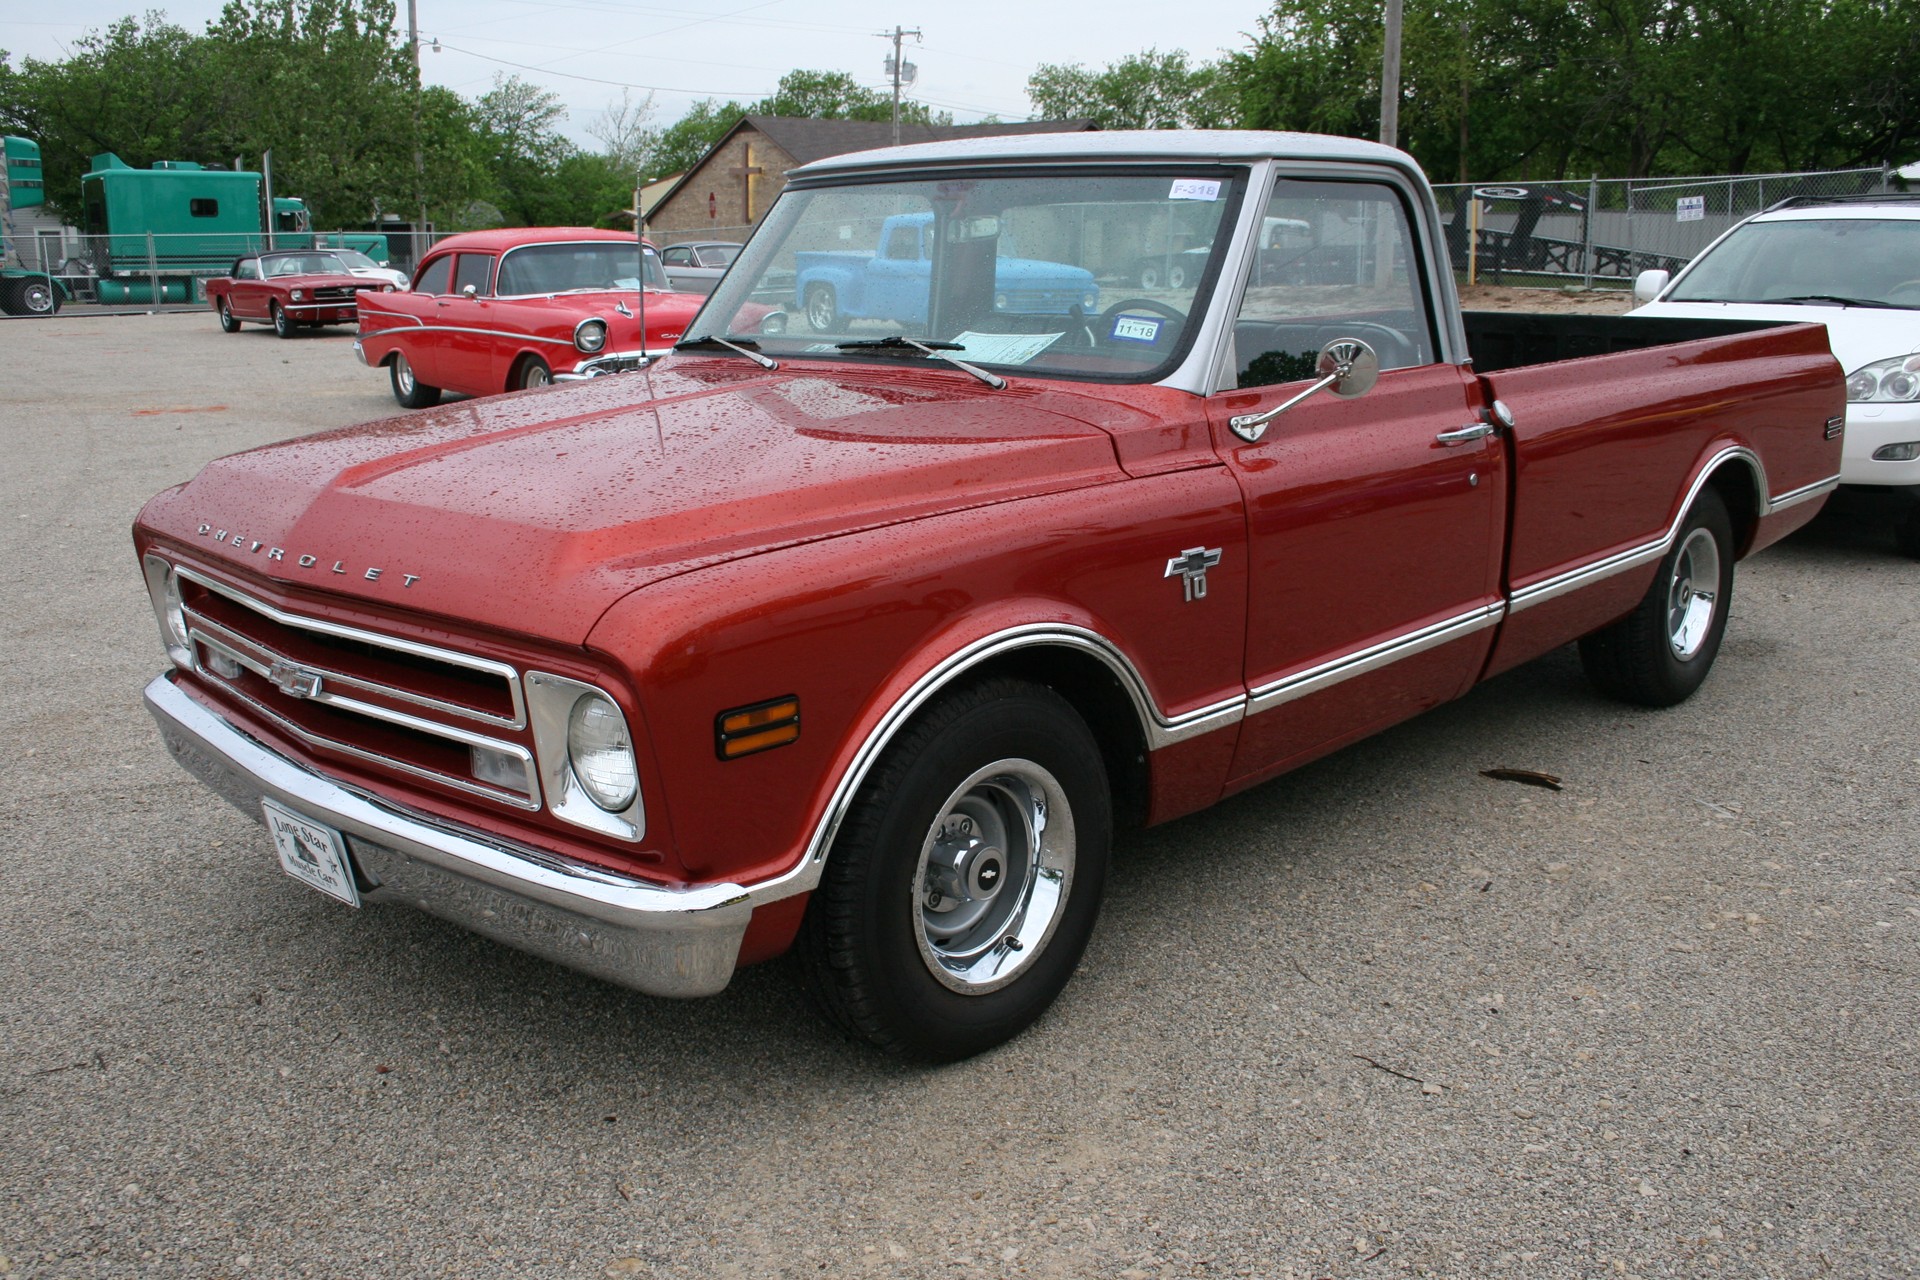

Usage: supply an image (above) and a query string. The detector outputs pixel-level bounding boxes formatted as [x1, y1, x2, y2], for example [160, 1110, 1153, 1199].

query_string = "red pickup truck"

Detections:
[137, 132, 1844, 1061]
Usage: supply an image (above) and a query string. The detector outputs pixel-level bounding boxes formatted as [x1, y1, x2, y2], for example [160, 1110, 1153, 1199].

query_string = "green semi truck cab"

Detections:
[1, 136, 64, 316]
[80, 153, 316, 303]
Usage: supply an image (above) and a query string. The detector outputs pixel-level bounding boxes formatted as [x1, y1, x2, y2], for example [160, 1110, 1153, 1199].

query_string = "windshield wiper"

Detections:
[1772, 294, 1900, 309]
[673, 334, 779, 369]
[833, 335, 1006, 389]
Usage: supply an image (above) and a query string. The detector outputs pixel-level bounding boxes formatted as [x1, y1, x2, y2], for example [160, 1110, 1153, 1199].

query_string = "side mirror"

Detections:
[1633, 269, 1670, 306]
[1230, 338, 1380, 443]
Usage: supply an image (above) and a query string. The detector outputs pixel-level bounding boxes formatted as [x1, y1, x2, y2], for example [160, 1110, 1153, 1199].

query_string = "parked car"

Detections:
[137, 130, 1843, 1063]
[1631, 193, 1920, 555]
[329, 247, 409, 291]
[354, 228, 707, 408]
[205, 250, 389, 338]
[659, 241, 741, 294]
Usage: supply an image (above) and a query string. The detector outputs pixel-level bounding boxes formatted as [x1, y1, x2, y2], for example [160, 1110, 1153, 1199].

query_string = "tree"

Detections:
[1027, 49, 1232, 129]
[588, 88, 657, 185]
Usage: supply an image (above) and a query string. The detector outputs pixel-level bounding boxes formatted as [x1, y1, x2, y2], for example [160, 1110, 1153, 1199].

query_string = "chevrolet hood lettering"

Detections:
[192, 523, 421, 588]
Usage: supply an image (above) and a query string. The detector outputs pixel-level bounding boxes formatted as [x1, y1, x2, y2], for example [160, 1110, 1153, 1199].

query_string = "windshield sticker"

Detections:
[952, 331, 1063, 365]
[1110, 315, 1162, 343]
[1169, 179, 1222, 202]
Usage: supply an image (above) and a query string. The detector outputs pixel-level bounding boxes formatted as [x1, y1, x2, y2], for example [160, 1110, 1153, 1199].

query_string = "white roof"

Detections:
[791, 129, 1419, 177]
[1754, 201, 1920, 222]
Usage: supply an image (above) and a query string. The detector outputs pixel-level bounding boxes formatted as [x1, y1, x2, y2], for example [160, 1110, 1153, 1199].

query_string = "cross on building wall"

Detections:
[727, 143, 765, 223]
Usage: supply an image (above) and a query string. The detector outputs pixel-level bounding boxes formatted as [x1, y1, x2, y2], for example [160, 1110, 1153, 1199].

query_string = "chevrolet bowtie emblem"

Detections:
[1164, 546, 1223, 602]
[268, 660, 324, 700]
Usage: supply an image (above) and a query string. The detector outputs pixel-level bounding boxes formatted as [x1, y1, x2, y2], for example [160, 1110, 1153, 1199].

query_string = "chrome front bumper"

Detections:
[144, 674, 754, 997]
[555, 350, 654, 381]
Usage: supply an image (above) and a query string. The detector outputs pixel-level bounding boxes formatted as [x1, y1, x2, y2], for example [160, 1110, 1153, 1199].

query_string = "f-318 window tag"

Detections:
[1169, 179, 1221, 201]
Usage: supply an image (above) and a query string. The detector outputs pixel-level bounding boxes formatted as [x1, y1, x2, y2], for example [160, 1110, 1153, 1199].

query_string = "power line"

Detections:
[430, 41, 767, 97]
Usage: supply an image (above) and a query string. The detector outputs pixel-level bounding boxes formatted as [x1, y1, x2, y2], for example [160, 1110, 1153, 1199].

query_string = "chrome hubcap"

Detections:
[914, 759, 1074, 994]
[395, 357, 414, 393]
[1667, 527, 1721, 659]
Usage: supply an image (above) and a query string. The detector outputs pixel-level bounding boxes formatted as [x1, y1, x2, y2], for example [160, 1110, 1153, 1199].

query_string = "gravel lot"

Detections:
[1, 306, 1915, 1280]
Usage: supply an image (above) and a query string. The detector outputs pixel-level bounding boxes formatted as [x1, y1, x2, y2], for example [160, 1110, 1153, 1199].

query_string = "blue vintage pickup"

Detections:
[792, 212, 1098, 331]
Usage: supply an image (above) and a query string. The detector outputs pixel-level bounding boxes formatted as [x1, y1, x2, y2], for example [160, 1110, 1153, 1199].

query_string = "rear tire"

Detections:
[1579, 486, 1735, 707]
[271, 302, 295, 339]
[804, 283, 839, 331]
[217, 299, 240, 332]
[389, 352, 441, 409]
[796, 678, 1111, 1062]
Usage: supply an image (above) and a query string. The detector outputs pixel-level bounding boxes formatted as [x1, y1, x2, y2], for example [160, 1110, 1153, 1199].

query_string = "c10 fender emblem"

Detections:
[1165, 546, 1223, 602]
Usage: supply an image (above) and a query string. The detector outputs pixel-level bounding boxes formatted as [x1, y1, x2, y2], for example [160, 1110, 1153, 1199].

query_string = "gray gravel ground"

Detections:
[2, 311, 1915, 1280]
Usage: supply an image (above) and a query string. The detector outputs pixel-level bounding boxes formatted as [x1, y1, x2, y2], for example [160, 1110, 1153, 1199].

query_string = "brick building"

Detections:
[646, 116, 1095, 247]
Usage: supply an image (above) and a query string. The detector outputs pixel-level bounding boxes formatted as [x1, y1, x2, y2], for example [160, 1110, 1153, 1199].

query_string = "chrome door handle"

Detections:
[1435, 422, 1494, 446]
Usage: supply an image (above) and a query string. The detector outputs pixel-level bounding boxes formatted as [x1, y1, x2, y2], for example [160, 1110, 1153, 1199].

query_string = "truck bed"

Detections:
[1462, 311, 1787, 373]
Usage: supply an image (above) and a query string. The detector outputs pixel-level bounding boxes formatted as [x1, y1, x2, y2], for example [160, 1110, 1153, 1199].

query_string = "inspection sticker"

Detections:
[1111, 315, 1162, 343]
[1169, 179, 1222, 201]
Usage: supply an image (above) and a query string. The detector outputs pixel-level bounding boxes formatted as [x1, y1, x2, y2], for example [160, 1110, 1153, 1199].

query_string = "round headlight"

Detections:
[575, 319, 608, 354]
[381, 283, 395, 293]
[994, 293, 1008, 310]
[160, 566, 188, 648]
[567, 694, 637, 812]
[291, 288, 305, 301]
[1084, 293, 1098, 309]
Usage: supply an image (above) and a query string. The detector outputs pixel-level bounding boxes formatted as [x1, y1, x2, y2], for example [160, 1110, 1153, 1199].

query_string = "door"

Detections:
[230, 258, 269, 319]
[1211, 177, 1507, 788]
[431, 252, 499, 393]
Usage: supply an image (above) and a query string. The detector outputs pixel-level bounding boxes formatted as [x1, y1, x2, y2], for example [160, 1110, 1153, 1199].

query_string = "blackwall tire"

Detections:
[271, 302, 295, 339]
[515, 357, 552, 390]
[1579, 486, 1735, 707]
[804, 283, 839, 332]
[217, 299, 240, 333]
[389, 352, 442, 409]
[796, 677, 1112, 1062]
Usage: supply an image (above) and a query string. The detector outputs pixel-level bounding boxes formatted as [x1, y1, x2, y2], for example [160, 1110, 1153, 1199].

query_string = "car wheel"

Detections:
[804, 283, 839, 332]
[271, 302, 295, 339]
[796, 677, 1111, 1062]
[1137, 264, 1160, 290]
[217, 298, 240, 332]
[1579, 487, 1734, 707]
[389, 352, 442, 409]
[1166, 263, 1187, 290]
[19, 278, 59, 315]
[515, 356, 552, 390]
[1894, 507, 1920, 560]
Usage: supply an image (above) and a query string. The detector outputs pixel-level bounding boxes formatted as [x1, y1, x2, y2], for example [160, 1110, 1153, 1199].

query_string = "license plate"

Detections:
[262, 798, 361, 907]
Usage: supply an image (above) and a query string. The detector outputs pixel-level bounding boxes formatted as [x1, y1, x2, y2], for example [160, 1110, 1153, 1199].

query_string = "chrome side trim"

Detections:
[1507, 450, 1835, 615]
[1245, 602, 1505, 714]
[360, 320, 579, 348]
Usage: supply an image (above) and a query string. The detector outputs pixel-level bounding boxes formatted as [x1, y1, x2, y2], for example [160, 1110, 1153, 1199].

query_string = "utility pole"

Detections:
[877, 26, 922, 148]
[1379, 0, 1404, 149]
[409, 0, 427, 269]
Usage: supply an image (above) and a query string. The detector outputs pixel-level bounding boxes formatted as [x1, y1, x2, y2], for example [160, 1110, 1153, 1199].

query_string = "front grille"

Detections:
[314, 285, 363, 303]
[176, 566, 540, 809]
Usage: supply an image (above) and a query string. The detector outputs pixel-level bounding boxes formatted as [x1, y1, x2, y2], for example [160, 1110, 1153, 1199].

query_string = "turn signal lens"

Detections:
[568, 694, 638, 811]
[1872, 441, 1920, 462]
[716, 696, 800, 759]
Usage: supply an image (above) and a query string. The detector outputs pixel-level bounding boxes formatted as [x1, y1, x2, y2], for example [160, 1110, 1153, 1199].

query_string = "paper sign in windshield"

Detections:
[952, 331, 1062, 365]
[1169, 179, 1222, 201]
[1110, 315, 1162, 343]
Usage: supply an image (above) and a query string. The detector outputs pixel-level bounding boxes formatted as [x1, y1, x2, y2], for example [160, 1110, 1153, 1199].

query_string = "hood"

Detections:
[139, 360, 1126, 645]
[1630, 299, 1920, 375]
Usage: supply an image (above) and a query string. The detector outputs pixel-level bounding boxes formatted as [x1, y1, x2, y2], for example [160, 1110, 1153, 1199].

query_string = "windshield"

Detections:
[333, 250, 378, 270]
[265, 254, 349, 277]
[495, 242, 668, 295]
[690, 168, 1246, 382]
[1668, 217, 1920, 307]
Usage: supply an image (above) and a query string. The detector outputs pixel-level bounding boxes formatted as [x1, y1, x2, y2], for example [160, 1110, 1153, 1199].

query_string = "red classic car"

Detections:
[354, 229, 706, 408]
[206, 250, 391, 338]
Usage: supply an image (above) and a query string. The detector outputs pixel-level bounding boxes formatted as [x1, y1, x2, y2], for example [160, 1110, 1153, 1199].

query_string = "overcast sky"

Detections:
[2, 1, 1271, 144]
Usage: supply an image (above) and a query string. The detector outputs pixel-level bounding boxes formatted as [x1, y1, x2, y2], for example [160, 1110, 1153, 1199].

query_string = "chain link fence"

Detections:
[1432, 165, 1896, 288]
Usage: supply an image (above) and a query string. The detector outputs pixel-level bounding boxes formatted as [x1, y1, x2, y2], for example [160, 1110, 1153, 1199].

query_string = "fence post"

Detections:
[1582, 174, 1597, 289]
[147, 231, 160, 310]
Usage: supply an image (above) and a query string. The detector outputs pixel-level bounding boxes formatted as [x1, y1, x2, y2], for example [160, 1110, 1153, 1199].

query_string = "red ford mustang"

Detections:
[354, 228, 708, 408]
[207, 251, 388, 338]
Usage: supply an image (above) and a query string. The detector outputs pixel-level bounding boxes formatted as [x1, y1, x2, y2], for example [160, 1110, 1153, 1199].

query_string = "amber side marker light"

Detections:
[716, 696, 801, 760]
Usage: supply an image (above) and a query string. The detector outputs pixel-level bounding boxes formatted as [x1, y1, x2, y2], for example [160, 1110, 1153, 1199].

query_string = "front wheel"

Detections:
[1579, 486, 1735, 706]
[389, 352, 442, 409]
[796, 678, 1111, 1062]
[514, 356, 552, 390]
[19, 279, 59, 315]
[217, 299, 240, 332]
[804, 283, 839, 332]
[270, 302, 295, 339]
